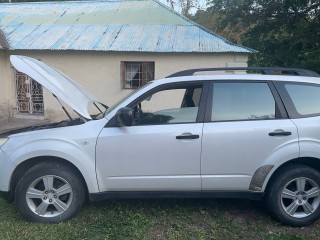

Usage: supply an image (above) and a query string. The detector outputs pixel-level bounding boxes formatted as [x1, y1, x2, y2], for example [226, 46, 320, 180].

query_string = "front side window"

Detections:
[132, 84, 203, 125]
[285, 83, 320, 116]
[122, 61, 155, 89]
[211, 82, 276, 121]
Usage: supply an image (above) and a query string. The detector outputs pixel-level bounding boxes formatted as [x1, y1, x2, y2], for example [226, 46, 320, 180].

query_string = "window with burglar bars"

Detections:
[121, 61, 155, 89]
[15, 70, 44, 115]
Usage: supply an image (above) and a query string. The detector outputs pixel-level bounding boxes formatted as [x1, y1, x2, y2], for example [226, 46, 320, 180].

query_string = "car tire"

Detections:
[14, 161, 85, 223]
[266, 164, 320, 226]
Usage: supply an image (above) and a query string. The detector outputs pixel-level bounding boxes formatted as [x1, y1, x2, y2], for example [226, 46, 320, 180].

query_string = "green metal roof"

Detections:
[0, 0, 255, 53]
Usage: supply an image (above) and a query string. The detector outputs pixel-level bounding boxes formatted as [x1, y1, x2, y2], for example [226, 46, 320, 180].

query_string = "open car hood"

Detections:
[10, 55, 101, 120]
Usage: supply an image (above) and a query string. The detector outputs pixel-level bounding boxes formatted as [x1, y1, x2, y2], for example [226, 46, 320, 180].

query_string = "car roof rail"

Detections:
[166, 67, 320, 78]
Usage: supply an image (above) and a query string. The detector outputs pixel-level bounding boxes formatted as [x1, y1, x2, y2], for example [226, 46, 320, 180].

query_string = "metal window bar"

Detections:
[15, 70, 44, 114]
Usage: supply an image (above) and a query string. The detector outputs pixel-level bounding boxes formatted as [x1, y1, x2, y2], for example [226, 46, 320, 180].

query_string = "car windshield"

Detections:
[104, 82, 152, 117]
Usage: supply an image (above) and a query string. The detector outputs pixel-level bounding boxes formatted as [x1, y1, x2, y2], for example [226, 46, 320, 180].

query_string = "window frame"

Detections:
[274, 81, 320, 119]
[14, 69, 45, 115]
[126, 81, 210, 125]
[121, 61, 155, 89]
[204, 80, 288, 123]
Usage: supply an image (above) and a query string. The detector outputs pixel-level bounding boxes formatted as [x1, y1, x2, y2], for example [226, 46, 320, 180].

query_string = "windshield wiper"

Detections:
[98, 102, 109, 110]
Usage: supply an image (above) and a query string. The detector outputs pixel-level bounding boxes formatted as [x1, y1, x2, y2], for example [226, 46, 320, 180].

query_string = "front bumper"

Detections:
[0, 148, 15, 193]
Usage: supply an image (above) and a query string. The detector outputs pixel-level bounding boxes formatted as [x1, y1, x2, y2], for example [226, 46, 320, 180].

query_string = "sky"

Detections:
[159, 0, 207, 15]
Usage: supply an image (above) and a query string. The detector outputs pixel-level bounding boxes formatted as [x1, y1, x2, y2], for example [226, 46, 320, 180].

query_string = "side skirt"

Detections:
[89, 191, 264, 201]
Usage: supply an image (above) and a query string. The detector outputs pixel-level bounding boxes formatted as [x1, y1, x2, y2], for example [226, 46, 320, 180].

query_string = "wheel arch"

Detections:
[8, 156, 89, 202]
[264, 157, 320, 193]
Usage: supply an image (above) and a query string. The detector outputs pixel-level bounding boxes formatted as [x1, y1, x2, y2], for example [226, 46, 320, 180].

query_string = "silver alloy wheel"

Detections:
[25, 175, 73, 218]
[281, 177, 320, 218]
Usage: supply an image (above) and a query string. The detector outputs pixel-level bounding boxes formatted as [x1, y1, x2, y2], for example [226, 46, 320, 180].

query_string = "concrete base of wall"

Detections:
[0, 116, 8, 126]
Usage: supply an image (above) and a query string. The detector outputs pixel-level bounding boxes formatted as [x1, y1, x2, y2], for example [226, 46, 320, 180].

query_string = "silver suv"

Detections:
[1, 55, 320, 226]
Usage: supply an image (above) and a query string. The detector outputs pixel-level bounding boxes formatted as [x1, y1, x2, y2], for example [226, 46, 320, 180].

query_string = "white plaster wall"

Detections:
[0, 50, 15, 118]
[1, 50, 248, 121]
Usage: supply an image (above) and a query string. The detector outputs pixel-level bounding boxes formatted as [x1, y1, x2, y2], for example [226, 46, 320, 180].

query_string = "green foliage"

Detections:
[192, 0, 320, 73]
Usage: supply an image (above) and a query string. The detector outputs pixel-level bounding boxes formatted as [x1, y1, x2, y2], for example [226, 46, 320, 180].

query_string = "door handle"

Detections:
[269, 130, 292, 136]
[176, 133, 200, 140]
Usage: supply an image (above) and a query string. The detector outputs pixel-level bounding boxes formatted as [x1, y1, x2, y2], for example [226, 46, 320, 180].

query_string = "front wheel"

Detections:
[266, 164, 320, 226]
[14, 161, 85, 223]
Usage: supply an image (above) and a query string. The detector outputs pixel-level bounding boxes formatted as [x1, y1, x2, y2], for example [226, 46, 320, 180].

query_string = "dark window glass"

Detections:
[212, 82, 276, 121]
[122, 62, 155, 89]
[285, 84, 320, 116]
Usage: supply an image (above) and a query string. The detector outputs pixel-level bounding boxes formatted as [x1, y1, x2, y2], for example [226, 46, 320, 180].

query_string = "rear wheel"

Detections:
[14, 162, 85, 223]
[266, 164, 320, 226]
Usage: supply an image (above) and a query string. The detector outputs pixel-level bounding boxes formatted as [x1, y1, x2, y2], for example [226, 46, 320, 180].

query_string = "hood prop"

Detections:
[52, 94, 73, 122]
[93, 102, 103, 114]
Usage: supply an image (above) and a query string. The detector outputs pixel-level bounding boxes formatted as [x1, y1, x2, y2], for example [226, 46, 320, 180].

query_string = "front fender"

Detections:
[2, 135, 99, 193]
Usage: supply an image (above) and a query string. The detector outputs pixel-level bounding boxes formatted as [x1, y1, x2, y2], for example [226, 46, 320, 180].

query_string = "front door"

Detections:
[15, 70, 44, 115]
[96, 83, 207, 192]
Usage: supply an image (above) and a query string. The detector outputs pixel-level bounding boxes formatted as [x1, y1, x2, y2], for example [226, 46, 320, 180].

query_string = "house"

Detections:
[0, 0, 255, 121]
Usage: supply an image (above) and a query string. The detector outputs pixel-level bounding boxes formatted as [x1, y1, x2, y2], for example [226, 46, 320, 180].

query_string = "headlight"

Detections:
[0, 138, 8, 147]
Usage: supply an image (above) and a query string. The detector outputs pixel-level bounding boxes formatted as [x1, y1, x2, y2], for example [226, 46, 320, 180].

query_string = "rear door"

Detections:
[275, 82, 320, 160]
[201, 81, 299, 190]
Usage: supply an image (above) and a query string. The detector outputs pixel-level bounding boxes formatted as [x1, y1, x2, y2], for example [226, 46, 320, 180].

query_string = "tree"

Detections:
[192, 0, 320, 73]
[166, 0, 207, 16]
[178, 0, 199, 16]
[166, 0, 176, 10]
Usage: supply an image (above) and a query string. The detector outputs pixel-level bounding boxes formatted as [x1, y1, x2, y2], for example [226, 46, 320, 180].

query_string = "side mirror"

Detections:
[115, 107, 133, 127]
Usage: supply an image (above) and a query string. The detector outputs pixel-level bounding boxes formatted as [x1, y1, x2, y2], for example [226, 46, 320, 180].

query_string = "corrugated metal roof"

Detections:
[0, 0, 255, 53]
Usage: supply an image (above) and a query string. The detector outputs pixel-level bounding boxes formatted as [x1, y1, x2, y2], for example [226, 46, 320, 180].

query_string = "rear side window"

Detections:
[285, 84, 320, 116]
[212, 82, 276, 121]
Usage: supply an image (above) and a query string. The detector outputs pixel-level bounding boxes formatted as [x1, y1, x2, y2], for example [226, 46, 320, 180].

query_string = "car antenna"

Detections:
[52, 94, 73, 122]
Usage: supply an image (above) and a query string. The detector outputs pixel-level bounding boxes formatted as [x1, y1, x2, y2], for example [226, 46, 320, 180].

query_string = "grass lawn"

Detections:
[0, 197, 319, 240]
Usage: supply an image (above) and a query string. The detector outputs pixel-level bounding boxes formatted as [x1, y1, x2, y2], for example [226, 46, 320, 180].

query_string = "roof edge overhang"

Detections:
[0, 29, 9, 50]
[3, 48, 255, 54]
